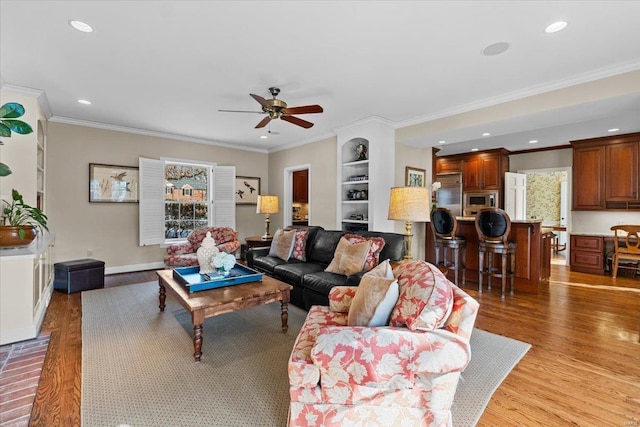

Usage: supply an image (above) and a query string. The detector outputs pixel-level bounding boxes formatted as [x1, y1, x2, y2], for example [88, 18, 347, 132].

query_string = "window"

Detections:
[164, 163, 209, 240]
[139, 157, 235, 246]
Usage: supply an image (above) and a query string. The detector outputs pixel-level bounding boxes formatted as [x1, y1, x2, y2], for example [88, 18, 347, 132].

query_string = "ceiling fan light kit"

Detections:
[220, 87, 323, 129]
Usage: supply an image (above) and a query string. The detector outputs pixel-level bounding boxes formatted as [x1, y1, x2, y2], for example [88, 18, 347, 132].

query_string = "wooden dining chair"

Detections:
[610, 225, 640, 279]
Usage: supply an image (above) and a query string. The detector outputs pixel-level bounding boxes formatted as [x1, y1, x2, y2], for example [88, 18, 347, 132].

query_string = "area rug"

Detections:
[82, 282, 530, 427]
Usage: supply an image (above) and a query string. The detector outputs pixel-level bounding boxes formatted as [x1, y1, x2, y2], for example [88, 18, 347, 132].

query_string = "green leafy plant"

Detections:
[2, 189, 48, 239]
[0, 102, 34, 177]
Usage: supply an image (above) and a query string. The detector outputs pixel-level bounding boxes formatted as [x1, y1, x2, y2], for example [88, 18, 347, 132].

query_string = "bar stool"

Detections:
[475, 208, 517, 298]
[430, 207, 466, 286]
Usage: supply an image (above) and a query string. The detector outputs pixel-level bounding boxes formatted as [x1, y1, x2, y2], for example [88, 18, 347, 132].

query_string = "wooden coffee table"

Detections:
[156, 269, 293, 362]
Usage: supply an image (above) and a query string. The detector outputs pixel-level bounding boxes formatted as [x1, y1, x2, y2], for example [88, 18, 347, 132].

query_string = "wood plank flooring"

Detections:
[29, 267, 640, 426]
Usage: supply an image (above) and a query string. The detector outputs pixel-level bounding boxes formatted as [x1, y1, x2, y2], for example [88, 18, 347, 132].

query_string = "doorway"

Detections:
[518, 166, 572, 266]
[283, 164, 311, 228]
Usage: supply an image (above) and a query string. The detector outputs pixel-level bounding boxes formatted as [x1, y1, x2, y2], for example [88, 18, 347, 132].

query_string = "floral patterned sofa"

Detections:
[288, 260, 479, 427]
[163, 226, 240, 267]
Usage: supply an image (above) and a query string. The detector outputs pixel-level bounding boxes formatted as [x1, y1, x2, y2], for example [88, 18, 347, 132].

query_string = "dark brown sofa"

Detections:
[246, 226, 405, 309]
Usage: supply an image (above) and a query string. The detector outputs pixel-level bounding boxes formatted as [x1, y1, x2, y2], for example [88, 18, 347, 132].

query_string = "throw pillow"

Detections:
[366, 258, 394, 279]
[389, 260, 454, 331]
[348, 274, 399, 327]
[344, 234, 386, 272]
[325, 237, 371, 276]
[284, 227, 310, 261]
[268, 229, 296, 261]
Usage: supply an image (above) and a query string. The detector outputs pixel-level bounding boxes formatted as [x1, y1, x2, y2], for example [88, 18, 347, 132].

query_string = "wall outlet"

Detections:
[87, 248, 93, 256]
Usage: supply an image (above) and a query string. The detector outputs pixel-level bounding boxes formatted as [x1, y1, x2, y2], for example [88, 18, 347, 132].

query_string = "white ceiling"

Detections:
[1, 1, 640, 155]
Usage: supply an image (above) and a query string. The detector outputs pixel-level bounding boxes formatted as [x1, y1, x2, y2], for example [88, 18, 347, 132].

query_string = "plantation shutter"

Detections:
[139, 157, 165, 246]
[212, 165, 236, 229]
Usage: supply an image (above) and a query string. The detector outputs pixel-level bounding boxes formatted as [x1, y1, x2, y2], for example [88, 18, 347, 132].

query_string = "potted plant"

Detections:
[0, 189, 48, 248]
[0, 102, 34, 177]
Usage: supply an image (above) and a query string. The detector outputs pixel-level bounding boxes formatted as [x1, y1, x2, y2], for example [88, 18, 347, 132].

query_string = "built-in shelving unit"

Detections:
[335, 118, 395, 232]
[340, 139, 370, 231]
[36, 120, 45, 210]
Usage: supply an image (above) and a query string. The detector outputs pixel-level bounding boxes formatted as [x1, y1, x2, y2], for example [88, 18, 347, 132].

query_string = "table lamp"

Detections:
[388, 186, 431, 259]
[256, 195, 279, 240]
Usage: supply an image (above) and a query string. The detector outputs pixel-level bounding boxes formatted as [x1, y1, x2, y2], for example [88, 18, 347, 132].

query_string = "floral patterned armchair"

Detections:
[288, 260, 479, 427]
[164, 226, 240, 267]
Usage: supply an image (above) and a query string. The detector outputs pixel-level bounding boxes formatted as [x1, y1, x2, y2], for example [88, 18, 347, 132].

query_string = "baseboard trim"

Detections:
[105, 262, 165, 275]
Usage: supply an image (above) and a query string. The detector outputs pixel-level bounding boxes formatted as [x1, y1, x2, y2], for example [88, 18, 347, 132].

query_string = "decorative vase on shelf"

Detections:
[196, 231, 219, 275]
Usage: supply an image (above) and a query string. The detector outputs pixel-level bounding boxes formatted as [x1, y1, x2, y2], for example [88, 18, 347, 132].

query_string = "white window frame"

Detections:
[139, 157, 235, 246]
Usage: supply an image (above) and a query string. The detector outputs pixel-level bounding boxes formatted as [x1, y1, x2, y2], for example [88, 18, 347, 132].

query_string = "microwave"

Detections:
[463, 191, 499, 216]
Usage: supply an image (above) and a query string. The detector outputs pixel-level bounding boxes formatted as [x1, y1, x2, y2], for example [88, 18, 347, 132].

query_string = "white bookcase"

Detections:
[336, 118, 395, 232]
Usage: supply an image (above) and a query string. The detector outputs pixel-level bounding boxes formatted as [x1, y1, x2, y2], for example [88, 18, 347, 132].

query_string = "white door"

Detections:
[504, 172, 527, 220]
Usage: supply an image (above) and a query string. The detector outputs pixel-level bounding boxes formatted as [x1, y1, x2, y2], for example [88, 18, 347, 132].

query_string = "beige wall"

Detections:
[46, 122, 268, 271]
[268, 136, 337, 230]
[509, 148, 572, 171]
[394, 143, 433, 260]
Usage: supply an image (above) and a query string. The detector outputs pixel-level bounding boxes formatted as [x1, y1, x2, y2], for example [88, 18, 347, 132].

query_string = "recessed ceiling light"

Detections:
[77, 99, 92, 105]
[481, 42, 510, 56]
[260, 135, 268, 139]
[608, 128, 619, 132]
[529, 140, 538, 144]
[482, 132, 490, 137]
[69, 20, 94, 33]
[545, 21, 568, 33]
[471, 148, 479, 152]
[438, 140, 446, 144]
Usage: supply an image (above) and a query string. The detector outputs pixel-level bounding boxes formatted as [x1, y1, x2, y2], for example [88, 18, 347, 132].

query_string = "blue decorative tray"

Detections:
[172, 264, 263, 293]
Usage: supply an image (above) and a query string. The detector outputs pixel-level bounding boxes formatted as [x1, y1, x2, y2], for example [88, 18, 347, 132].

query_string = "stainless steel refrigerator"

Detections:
[435, 173, 463, 216]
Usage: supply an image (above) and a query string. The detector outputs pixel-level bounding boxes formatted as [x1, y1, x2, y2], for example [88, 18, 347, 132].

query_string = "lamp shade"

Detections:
[388, 187, 431, 222]
[256, 195, 279, 214]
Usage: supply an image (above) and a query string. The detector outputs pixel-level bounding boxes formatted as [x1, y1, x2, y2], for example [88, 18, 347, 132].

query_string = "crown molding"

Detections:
[49, 116, 270, 154]
[0, 81, 53, 119]
[398, 60, 640, 128]
[332, 115, 397, 134]
[268, 130, 337, 154]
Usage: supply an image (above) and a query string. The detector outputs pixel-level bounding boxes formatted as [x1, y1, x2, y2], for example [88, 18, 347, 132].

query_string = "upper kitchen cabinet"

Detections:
[435, 157, 462, 174]
[435, 149, 509, 194]
[571, 132, 640, 210]
[572, 144, 605, 210]
[292, 170, 308, 203]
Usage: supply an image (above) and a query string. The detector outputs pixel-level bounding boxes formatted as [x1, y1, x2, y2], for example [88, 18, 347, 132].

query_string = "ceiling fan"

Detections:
[219, 87, 323, 129]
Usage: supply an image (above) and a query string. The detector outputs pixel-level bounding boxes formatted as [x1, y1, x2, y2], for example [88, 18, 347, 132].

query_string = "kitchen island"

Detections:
[425, 217, 551, 293]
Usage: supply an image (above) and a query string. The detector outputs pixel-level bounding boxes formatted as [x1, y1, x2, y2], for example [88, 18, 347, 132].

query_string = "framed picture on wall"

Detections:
[235, 176, 261, 204]
[89, 163, 139, 203]
[405, 166, 426, 187]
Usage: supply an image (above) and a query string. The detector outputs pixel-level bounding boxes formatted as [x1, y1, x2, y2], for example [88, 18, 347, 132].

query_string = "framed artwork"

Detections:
[405, 166, 426, 187]
[89, 163, 139, 203]
[235, 176, 261, 204]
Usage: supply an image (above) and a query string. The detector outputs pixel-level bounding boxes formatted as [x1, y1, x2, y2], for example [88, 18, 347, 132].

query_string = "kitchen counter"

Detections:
[426, 218, 551, 293]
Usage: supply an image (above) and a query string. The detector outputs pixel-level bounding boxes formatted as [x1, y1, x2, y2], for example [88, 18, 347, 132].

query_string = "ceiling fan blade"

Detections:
[283, 105, 323, 115]
[255, 116, 272, 129]
[281, 115, 314, 129]
[218, 109, 264, 114]
[250, 94, 271, 110]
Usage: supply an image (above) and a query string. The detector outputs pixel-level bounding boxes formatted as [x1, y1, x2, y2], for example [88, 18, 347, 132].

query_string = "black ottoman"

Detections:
[54, 259, 105, 294]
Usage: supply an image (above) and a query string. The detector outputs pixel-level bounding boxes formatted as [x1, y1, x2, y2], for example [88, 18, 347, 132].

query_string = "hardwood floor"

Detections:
[30, 267, 639, 426]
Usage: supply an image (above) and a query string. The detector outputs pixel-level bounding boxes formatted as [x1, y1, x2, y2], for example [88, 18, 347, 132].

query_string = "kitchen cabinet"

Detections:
[570, 234, 604, 274]
[571, 132, 640, 210]
[572, 145, 605, 210]
[436, 149, 509, 196]
[461, 152, 506, 191]
[435, 158, 462, 174]
[293, 170, 308, 203]
[605, 141, 638, 202]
